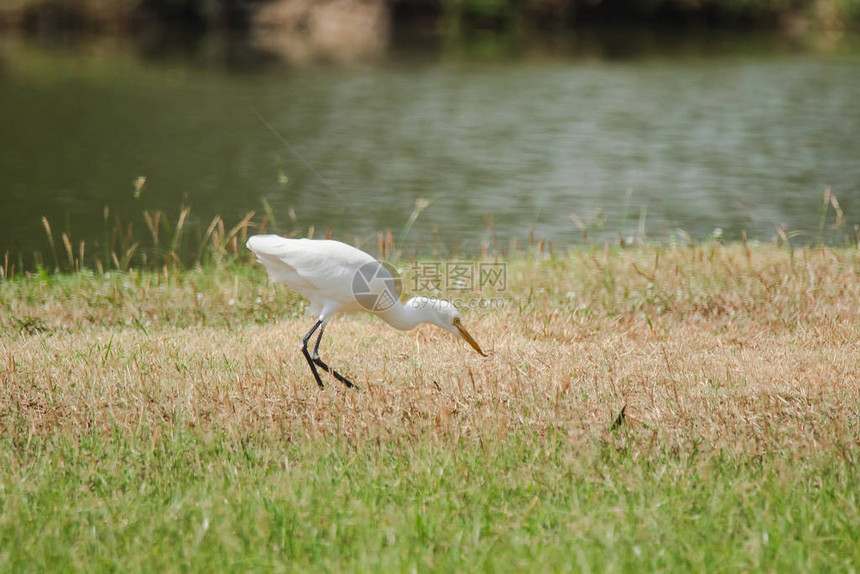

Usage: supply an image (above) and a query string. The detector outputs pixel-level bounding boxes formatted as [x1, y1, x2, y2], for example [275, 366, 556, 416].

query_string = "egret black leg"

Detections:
[300, 319, 325, 389]
[311, 323, 357, 389]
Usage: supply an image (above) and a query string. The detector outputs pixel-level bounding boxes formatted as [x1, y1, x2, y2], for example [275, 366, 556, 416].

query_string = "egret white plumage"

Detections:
[246, 234, 486, 389]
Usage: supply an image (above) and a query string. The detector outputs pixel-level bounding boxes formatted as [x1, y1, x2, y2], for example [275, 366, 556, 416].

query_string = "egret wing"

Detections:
[246, 235, 379, 313]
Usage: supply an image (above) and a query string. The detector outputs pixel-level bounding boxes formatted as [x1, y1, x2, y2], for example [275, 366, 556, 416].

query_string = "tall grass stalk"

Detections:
[170, 205, 191, 258]
[3, 188, 858, 279]
[399, 197, 431, 253]
[102, 206, 111, 270]
[143, 210, 162, 248]
[261, 197, 277, 233]
[818, 187, 846, 245]
[40, 216, 59, 272]
[61, 233, 74, 270]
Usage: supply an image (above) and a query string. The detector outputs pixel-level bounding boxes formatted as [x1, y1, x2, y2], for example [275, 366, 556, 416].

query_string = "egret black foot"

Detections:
[313, 357, 357, 389]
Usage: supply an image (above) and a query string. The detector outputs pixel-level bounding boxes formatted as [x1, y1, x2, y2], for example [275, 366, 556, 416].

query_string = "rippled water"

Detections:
[1, 31, 858, 260]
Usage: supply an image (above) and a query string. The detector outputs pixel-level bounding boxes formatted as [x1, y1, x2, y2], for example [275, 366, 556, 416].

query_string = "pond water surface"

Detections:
[1, 30, 858, 261]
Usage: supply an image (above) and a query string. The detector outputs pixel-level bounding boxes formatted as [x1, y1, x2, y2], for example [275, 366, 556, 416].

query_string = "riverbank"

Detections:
[1, 245, 858, 569]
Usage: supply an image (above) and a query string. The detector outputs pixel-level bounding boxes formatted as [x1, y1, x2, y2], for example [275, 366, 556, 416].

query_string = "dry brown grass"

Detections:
[2, 245, 858, 459]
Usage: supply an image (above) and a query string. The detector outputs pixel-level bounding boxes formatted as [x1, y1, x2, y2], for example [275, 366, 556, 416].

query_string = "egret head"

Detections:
[407, 296, 487, 356]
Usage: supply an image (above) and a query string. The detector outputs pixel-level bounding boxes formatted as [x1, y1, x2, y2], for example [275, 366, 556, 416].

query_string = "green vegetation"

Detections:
[3, 431, 859, 571]
[1, 243, 858, 570]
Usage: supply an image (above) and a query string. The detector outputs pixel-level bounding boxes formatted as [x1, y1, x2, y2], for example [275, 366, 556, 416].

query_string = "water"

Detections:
[1, 31, 858, 262]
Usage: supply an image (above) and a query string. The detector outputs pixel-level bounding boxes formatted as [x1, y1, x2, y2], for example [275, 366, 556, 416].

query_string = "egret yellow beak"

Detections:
[453, 317, 487, 357]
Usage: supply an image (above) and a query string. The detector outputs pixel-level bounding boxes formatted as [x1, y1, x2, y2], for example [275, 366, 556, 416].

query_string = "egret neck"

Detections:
[377, 296, 486, 356]
[377, 296, 455, 331]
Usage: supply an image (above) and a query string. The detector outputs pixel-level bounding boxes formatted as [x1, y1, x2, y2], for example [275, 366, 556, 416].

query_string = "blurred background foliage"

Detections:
[1, 0, 858, 33]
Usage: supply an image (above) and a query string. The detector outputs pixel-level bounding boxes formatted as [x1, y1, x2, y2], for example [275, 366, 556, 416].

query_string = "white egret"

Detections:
[246, 234, 486, 389]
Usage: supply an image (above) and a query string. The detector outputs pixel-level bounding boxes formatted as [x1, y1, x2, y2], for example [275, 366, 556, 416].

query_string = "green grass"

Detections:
[3, 430, 859, 572]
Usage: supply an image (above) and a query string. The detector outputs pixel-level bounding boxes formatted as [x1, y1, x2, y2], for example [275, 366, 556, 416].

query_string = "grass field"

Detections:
[1, 244, 859, 571]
